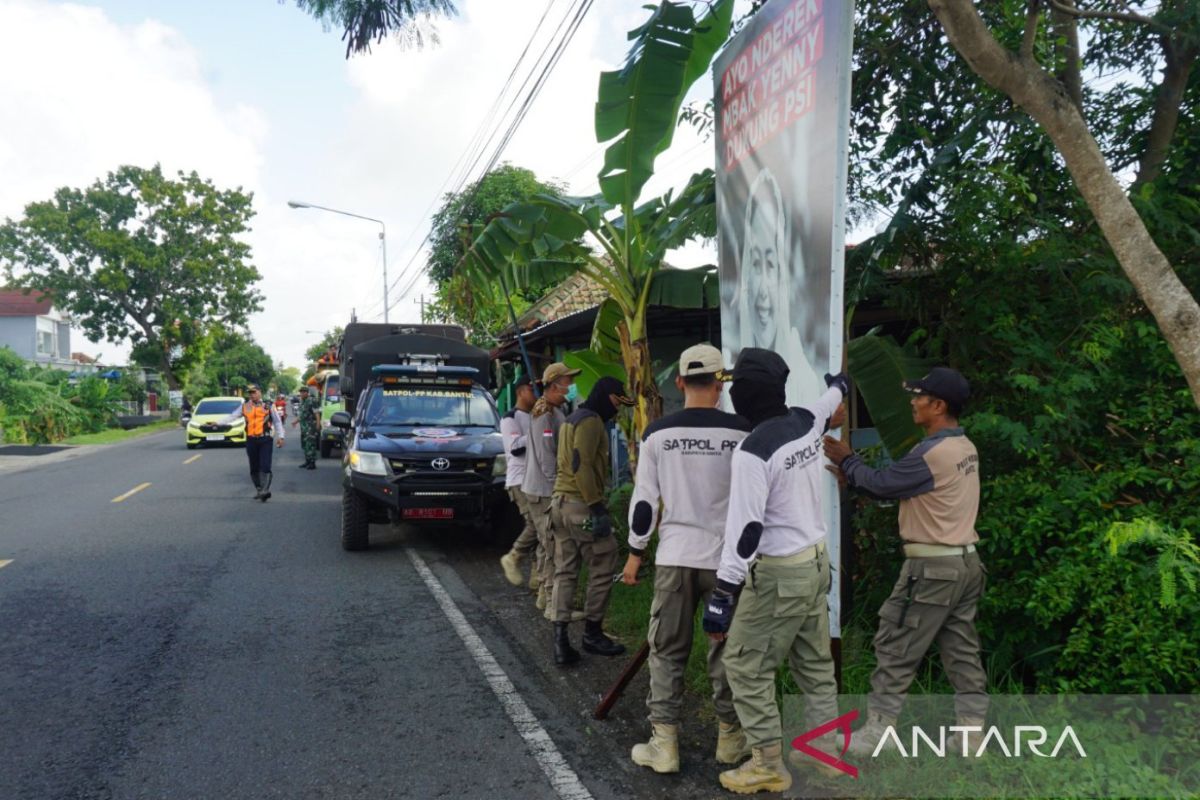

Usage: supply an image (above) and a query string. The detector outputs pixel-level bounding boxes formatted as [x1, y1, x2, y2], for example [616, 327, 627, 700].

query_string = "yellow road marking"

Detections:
[0, 560, 11, 570]
[183, 454, 202, 465]
[111, 482, 152, 503]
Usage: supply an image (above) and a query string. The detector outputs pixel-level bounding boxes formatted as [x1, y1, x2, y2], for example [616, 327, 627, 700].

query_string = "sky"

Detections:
[0, 0, 740, 370]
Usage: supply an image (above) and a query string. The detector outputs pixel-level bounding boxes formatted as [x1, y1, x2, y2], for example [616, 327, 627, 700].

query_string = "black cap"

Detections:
[514, 374, 533, 389]
[730, 348, 790, 386]
[904, 367, 970, 407]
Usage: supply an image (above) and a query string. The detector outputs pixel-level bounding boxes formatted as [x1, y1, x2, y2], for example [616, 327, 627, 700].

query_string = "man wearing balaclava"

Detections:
[548, 376, 635, 666]
[702, 348, 850, 794]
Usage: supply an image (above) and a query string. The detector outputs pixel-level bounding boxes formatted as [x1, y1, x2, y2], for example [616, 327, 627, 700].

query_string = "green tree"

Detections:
[204, 328, 275, 393]
[304, 327, 344, 365]
[289, 0, 456, 57]
[464, 0, 733, 442]
[273, 366, 301, 396]
[0, 165, 263, 391]
[427, 164, 565, 344]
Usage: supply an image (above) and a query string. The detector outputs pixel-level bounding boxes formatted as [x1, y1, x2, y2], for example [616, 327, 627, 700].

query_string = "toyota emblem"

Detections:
[431, 458, 451, 471]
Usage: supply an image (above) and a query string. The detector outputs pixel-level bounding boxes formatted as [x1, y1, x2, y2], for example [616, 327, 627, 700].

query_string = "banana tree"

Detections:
[461, 0, 733, 445]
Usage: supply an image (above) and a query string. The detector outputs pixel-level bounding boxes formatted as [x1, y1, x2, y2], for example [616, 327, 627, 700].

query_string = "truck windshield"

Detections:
[363, 385, 498, 428]
[324, 375, 340, 403]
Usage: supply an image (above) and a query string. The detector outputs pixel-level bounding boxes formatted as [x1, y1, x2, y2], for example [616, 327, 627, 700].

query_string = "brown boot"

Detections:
[499, 550, 523, 586]
[718, 741, 791, 795]
[716, 721, 751, 764]
[631, 722, 679, 773]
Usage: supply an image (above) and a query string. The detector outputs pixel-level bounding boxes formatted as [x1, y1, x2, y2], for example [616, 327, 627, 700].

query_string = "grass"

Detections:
[61, 419, 178, 445]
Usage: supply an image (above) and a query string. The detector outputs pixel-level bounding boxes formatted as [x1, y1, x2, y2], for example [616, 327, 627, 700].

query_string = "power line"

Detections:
[387, 0, 596, 314]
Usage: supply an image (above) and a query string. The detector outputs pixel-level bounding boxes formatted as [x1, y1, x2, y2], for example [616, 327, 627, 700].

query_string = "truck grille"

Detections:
[389, 457, 492, 475]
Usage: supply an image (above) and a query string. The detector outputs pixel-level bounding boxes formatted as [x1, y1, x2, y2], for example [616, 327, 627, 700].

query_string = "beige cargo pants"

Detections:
[524, 494, 556, 592]
[869, 551, 988, 720]
[723, 544, 838, 748]
[508, 487, 539, 559]
[646, 565, 738, 727]
[550, 495, 618, 624]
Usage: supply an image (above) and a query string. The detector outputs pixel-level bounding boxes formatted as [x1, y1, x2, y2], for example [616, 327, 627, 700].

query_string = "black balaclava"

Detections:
[582, 376, 626, 422]
[730, 378, 787, 428]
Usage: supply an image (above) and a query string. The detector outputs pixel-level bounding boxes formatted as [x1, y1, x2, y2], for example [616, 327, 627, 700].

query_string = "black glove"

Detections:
[702, 588, 736, 635]
[588, 502, 612, 538]
[824, 372, 850, 397]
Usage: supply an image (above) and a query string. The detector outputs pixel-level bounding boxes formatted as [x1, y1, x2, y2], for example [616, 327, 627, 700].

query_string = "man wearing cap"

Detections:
[623, 344, 754, 774]
[823, 366, 985, 755]
[702, 348, 849, 794]
[292, 385, 321, 469]
[549, 376, 635, 665]
[499, 375, 542, 590]
[522, 362, 580, 615]
[219, 385, 285, 502]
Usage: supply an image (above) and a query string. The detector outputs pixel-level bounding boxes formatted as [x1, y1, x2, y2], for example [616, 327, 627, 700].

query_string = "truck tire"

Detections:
[320, 439, 333, 459]
[341, 488, 370, 551]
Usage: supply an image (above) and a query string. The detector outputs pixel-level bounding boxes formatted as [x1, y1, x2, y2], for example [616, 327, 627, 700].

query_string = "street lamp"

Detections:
[287, 200, 389, 323]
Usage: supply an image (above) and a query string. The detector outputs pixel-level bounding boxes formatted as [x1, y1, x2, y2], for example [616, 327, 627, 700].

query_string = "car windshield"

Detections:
[195, 400, 242, 415]
[324, 375, 340, 403]
[363, 385, 498, 428]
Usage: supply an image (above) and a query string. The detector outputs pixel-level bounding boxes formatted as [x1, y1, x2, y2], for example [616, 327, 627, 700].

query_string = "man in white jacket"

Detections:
[622, 344, 753, 774]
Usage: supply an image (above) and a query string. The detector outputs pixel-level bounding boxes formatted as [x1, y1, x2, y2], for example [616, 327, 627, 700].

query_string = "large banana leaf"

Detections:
[589, 297, 624, 366]
[595, 0, 733, 207]
[564, 349, 628, 398]
[846, 333, 932, 458]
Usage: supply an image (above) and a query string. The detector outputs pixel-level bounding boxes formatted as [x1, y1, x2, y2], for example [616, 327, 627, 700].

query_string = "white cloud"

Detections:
[0, 0, 732, 372]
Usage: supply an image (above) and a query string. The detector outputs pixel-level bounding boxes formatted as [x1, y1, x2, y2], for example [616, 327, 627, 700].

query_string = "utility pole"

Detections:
[419, 295, 425, 323]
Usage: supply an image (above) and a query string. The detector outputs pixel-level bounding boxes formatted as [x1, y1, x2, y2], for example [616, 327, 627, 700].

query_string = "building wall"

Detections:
[0, 316, 36, 360]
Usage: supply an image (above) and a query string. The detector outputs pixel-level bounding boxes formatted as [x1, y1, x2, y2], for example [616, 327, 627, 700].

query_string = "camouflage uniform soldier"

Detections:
[293, 385, 321, 469]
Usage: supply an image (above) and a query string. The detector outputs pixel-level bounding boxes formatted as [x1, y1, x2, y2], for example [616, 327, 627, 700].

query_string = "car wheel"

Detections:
[186, 442, 197, 450]
[320, 440, 333, 459]
[341, 487, 370, 551]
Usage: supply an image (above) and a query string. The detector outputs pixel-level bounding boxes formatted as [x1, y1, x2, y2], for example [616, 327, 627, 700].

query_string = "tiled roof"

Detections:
[507, 271, 609, 334]
[0, 289, 53, 317]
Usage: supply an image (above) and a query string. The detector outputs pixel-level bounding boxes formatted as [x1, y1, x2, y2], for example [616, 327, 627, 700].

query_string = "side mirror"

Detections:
[330, 411, 352, 429]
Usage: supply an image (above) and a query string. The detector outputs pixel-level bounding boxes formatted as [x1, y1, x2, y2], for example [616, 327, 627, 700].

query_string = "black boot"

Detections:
[259, 472, 272, 502]
[553, 622, 580, 666]
[298, 461, 308, 468]
[251, 472, 262, 499]
[306, 461, 316, 470]
[582, 620, 625, 657]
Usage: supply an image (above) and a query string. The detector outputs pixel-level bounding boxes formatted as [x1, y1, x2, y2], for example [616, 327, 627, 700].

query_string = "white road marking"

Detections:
[0, 560, 11, 570]
[183, 454, 202, 465]
[405, 548, 594, 800]
[111, 482, 152, 503]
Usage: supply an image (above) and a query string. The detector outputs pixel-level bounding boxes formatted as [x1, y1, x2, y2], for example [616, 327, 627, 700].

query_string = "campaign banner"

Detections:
[714, 0, 854, 634]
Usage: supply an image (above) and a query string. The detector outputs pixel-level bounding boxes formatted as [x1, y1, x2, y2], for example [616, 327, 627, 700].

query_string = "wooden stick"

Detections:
[592, 640, 650, 720]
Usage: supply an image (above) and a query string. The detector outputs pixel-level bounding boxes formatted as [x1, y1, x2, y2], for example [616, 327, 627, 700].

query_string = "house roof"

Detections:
[0, 289, 53, 317]
[504, 272, 609, 336]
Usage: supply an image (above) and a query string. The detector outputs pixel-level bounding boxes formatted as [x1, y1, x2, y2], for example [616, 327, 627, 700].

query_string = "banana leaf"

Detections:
[846, 333, 932, 458]
[589, 297, 624, 367]
[595, 0, 733, 207]
[646, 264, 719, 308]
[564, 349, 628, 399]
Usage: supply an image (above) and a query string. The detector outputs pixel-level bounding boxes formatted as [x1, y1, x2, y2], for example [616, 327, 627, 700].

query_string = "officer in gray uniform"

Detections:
[703, 349, 849, 794]
[824, 367, 985, 754]
[522, 362, 580, 618]
[499, 375, 539, 589]
[623, 344, 753, 774]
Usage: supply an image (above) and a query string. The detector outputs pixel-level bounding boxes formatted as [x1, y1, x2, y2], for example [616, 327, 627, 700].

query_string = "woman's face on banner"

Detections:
[746, 199, 781, 349]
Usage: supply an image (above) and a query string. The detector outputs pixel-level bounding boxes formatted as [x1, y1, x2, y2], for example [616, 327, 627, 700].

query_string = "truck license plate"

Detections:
[403, 508, 454, 520]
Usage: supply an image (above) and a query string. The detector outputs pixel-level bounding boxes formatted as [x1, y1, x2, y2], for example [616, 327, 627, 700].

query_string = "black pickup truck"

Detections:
[330, 332, 508, 550]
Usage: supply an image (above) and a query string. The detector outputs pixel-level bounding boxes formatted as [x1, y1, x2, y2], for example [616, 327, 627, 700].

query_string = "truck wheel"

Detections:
[320, 440, 333, 459]
[341, 488, 370, 551]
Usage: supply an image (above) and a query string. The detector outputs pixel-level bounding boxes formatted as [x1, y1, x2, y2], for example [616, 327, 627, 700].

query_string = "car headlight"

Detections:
[348, 449, 388, 476]
[492, 454, 507, 476]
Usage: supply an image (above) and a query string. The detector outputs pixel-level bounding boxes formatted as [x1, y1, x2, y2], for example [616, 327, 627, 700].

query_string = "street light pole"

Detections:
[287, 200, 390, 323]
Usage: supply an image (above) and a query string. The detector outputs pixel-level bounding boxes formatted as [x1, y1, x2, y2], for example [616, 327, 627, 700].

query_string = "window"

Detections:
[37, 330, 54, 355]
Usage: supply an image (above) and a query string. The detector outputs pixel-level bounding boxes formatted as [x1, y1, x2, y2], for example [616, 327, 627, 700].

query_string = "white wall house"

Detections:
[0, 290, 75, 369]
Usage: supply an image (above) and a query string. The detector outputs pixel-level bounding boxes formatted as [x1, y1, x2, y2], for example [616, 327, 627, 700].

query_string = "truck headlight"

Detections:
[492, 454, 507, 476]
[348, 449, 388, 476]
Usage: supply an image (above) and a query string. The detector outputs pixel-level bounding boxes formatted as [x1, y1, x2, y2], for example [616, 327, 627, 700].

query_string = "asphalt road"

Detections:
[2, 431, 655, 800]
